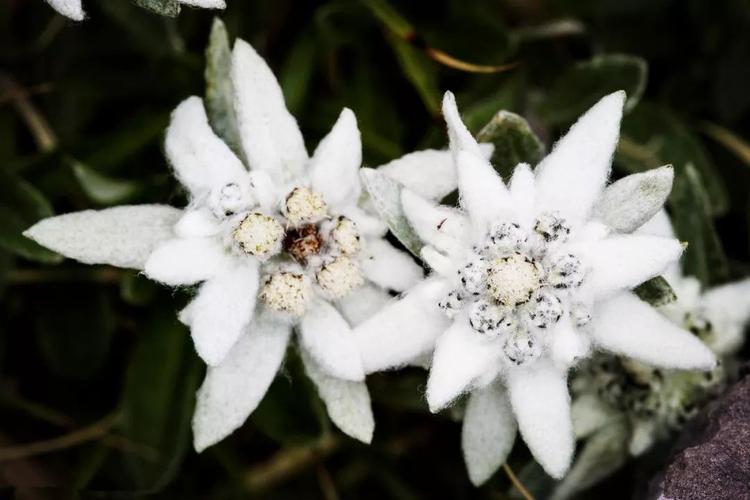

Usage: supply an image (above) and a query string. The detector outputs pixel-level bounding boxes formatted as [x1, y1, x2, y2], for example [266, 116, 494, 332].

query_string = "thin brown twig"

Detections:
[0, 75, 57, 153]
[0, 413, 119, 462]
[243, 434, 340, 492]
[316, 463, 340, 500]
[502, 463, 535, 500]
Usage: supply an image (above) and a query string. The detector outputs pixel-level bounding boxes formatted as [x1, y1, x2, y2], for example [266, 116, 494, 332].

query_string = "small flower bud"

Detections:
[547, 253, 585, 289]
[283, 224, 322, 263]
[233, 212, 284, 258]
[458, 254, 487, 296]
[259, 272, 311, 316]
[570, 302, 592, 326]
[503, 330, 541, 365]
[316, 256, 364, 299]
[534, 212, 570, 243]
[283, 187, 328, 225]
[527, 289, 563, 329]
[468, 299, 515, 337]
[212, 182, 253, 217]
[331, 216, 361, 255]
[487, 221, 526, 253]
[438, 290, 464, 318]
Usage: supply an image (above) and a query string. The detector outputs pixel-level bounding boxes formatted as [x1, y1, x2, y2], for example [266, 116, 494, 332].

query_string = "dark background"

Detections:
[1, 0, 749, 498]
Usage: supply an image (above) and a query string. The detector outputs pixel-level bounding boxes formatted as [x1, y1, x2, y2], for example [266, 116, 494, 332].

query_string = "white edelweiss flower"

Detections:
[553, 209, 750, 500]
[25, 38, 423, 451]
[43, 0, 225, 21]
[353, 91, 717, 484]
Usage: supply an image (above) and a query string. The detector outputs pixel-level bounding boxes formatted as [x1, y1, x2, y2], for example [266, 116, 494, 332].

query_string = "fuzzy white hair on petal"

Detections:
[143, 236, 231, 287]
[23, 205, 181, 270]
[442, 91, 484, 158]
[179, 0, 226, 7]
[401, 189, 469, 257]
[360, 239, 424, 293]
[45, 0, 85, 20]
[456, 151, 513, 234]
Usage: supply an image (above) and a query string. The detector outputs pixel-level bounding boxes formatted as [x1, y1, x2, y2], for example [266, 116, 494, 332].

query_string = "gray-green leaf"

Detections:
[133, 0, 180, 17]
[360, 168, 423, 257]
[634, 276, 678, 307]
[476, 110, 544, 178]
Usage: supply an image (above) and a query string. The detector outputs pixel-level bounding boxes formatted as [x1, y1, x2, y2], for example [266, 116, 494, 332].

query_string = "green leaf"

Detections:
[280, 31, 318, 116]
[34, 289, 115, 380]
[0, 169, 61, 263]
[670, 163, 729, 286]
[538, 54, 647, 125]
[133, 0, 180, 17]
[71, 160, 141, 205]
[117, 310, 202, 490]
[387, 35, 441, 116]
[634, 276, 677, 307]
[205, 18, 244, 161]
[550, 418, 630, 500]
[360, 168, 423, 257]
[476, 110, 545, 178]
[251, 347, 325, 445]
[361, 0, 413, 38]
[617, 103, 728, 216]
[120, 271, 159, 306]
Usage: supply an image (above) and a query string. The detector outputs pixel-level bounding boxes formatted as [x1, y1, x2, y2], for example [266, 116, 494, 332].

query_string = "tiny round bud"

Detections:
[212, 182, 253, 217]
[570, 302, 592, 327]
[503, 330, 541, 365]
[260, 272, 311, 316]
[283, 224, 323, 263]
[487, 253, 540, 306]
[283, 187, 328, 225]
[438, 290, 464, 318]
[487, 221, 526, 253]
[331, 216, 361, 255]
[468, 299, 515, 337]
[233, 212, 284, 258]
[458, 254, 487, 296]
[316, 256, 364, 299]
[527, 289, 563, 329]
[547, 253, 585, 289]
[534, 212, 570, 243]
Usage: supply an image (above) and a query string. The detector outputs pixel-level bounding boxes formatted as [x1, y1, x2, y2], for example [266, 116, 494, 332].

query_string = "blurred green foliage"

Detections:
[1, 0, 749, 498]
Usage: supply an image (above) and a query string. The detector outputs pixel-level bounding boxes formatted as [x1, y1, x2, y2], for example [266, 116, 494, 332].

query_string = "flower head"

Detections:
[354, 91, 716, 483]
[42, 0, 225, 21]
[24, 38, 423, 452]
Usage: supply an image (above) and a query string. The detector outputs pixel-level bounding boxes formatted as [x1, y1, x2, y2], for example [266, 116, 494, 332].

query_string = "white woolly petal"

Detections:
[342, 206, 388, 237]
[45, 0, 85, 20]
[300, 348, 374, 443]
[442, 91, 483, 157]
[571, 394, 617, 439]
[592, 292, 716, 370]
[192, 314, 291, 452]
[506, 360, 574, 479]
[299, 300, 364, 381]
[594, 166, 673, 234]
[354, 277, 452, 373]
[509, 163, 536, 231]
[426, 317, 502, 412]
[24, 205, 180, 270]
[143, 236, 231, 286]
[571, 235, 683, 298]
[361, 239, 423, 292]
[421, 246, 459, 280]
[456, 150, 513, 234]
[534, 91, 625, 225]
[165, 97, 248, 198]
[461, 381, 517, 486]
[549, 315, 592, 370]
[310, 108, 362, 209]
[336, 283, 392, 326]
[401, 189, 469, 257]
[699, 277, 750, 355]
[180, 263, 259, 366]
[174, 208, 221, 238]
[378, 149, 457, 201]
[178, 0, 225, 8]
[232, 40, 308, 182]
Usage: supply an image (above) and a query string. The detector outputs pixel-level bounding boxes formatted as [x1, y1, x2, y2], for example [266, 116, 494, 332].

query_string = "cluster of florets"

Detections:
[438, 212, 588, 365]
[222, 183, 364, 316]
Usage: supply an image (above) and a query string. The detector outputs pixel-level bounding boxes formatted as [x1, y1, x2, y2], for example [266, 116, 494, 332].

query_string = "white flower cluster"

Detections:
[23, 32, 744, 489]
[43, 0, 225, 21]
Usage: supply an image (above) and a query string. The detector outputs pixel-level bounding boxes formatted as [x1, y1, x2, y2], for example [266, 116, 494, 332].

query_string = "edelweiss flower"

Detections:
[43, 0, 224, 21]
[552, 211, 750, 500]
[354, 91, 717, 483]
[25, 39, 422, 449]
